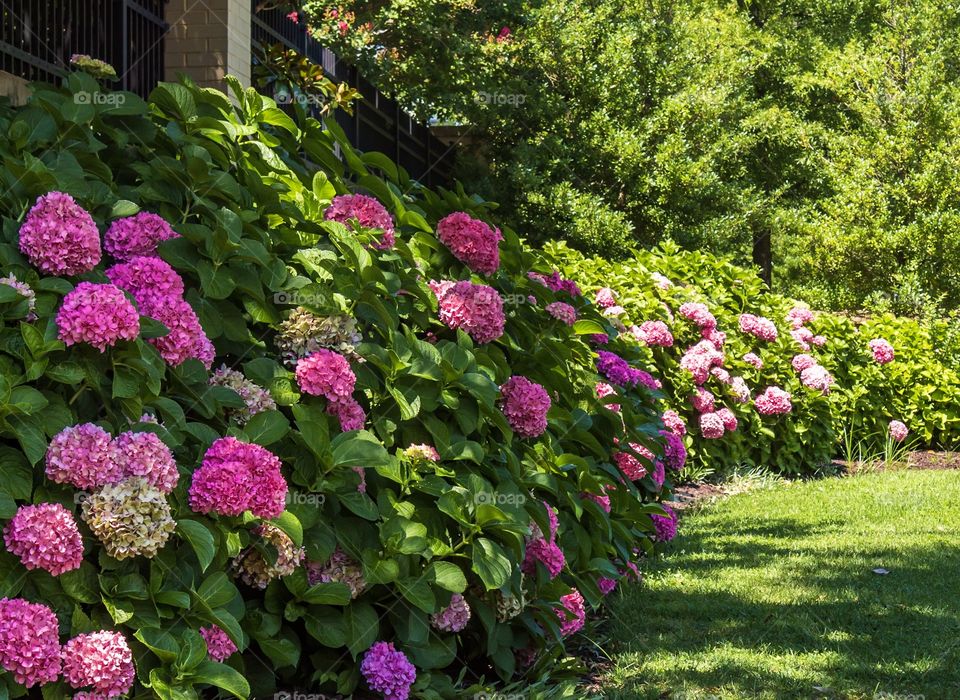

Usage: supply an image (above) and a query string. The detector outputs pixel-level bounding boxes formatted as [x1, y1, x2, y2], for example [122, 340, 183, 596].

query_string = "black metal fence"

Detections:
[0, 0, 166, 98]
[252, 5, 455, 188]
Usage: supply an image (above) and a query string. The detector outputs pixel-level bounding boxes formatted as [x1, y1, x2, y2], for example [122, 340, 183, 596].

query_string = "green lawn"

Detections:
[603, 470, 960, 700]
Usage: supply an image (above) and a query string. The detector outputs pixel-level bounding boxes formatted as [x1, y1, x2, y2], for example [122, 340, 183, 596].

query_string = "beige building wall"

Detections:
[164, 0, 251, 90]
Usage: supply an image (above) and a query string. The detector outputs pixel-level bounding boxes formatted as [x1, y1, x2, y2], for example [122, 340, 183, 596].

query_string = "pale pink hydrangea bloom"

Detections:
[889, 420, 909, 442]
[594, 287, 618, 309]
[57, 282, 140, 351]
[0, 275, 37, 320]
[791, 327, 814, 350]
[46, 423, 121, 489]
[104, 211, 179, 260]
[110, 431, 179, 493]
[701, 327, 727, 347]
[325, 193, 395, 249]
[678, 302, 716, 330]
[199, 625, 237, 661]
[0, 598, 62, 687]
[429, 279, 505, 344]
[691, 387, 716, 413]
[360, 642, 416, 700]
[527, 270, 581, 296]
[430, 593, 471, 632]
[743, 352, 763, 369]
[869, 338, 895, 364]
[680, 340, 725, 384]
[661, 410, 687, 435]
[546, 301, 577, 326]
[188, 437, 287, 518]
[436, 211, 502, 274]
[499, 375, 551, 438]
[800, 365, 834, 394]
[716, 407, 738, 432]
[555, 589, 586, 636]
[19, 191, 101, 275]
[634, 320, 674, 347]
[596, 381, 620, 412]
[811, 335, 827, 347]
[62, 631, 135, 697]
[652, 272, 673, 289]
[755, 386, 793, 415]
[711, 366, 731, 384]
[786, 305, 814, 329]
[791, 354, 817, 372]
[4, 503, 83, 575]
[730, 376, 752, 404]
[739, 314, 778, 342]
[699, 412, 725, 439]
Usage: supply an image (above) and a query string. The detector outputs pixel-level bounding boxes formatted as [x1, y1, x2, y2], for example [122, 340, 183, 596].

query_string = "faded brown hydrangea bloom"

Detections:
[232, 523, 304, 589]
[81, 476, 175, 559]
[275, 308, 362, 367]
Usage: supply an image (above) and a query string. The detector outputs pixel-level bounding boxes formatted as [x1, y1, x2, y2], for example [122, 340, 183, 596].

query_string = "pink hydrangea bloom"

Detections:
[614, 443, 653, 480]
[743, 352, 763, 369]
[730, 376, 751, 404]
[0, 598, 62, 687]
[635, 320, 674, 347]
[110, 431, 179, 493]
[62, 631, 135, 697]
[691, 387, 716, 413]
[680, 340, 725, 384]
[598, 576, 617, 595]
[739, 314, 778, 342]
[652, 272, 673, 289]
[702, 327, 727, 347]
[19, 191, 101, 275]
[869, 338, 895, 364]
[405, 444, 441, 461]
[57, 282, 140, 351]
[678, 302, 716, 330]
[499, 375, 551, 438]
[0, 274, 37, 320]
[188, 437, 287, 518]
[199, 625, 237, 661]
[295, 349, 356, 400]
[595, 382, 621, 412]
[521, 538, 565, 579]
[527, 270, 581, 297]
[327, 397, 366, 432]
[430, 593, 471, 632]
[106, 255, 184, 307]
[662, 410, 687, 435]
[104, 212, 179, 260]
[4, 503, 83, 575]
[791, 327, 814, 351]
[660, 430, 687, 471]
[429, 279, 505, 344]
[546, 301, 577, 326]
[555, 589, 586, 636]
[596, 351, 645, 387]
[141, 296, 214, 368]
[889, 420, 909, 442]
[307, 547, 367, 597]
[811, 335, 827, 347]
[651, 504, 678, 542]
[595, 287, 617, 309]
[716, 407, 738, 432]
[361, 642, 417, 700]
[786, 306, 814, 329]
[46, 423, 121, 489]
[699, 412, 725, 439]
[711, 366, 731, 384]
[325, 194, 395, 249]
[755, 386, 793, 415]
[603, 305, 626, 317]
[436, 211, 502, 274]
[792, 354, 817, 372]
[800, 365, 834, 394]
[582, 490, 611, 513]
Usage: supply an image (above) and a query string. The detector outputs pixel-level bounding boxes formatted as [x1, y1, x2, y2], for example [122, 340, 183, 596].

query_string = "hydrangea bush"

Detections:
[0, 74, 676, 697]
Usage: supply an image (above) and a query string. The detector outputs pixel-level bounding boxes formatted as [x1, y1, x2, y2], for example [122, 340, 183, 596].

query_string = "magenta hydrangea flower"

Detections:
[325, 194, 396, 249]
[792, 354, 817, 372]
[199, 625, 237, 661]
[691, 387, 715, 413]
[614, 442, 653, 480]
[596, 381, 621, 412]
[743, 352, 763, 369]
[326, 396, 366, 432]
[595, 287, 617, 309]
[436, 211, 503, 274]
[678, 302, 716, 330]
[521, 537, 565, 579]
[660, 430, 687, 471]
[699, 412, 725, 439]
[582, 490, 611, 513]
[527, 270, 581, 297]
[889, 420, 909, 443]
[188, 437, 287, 518]
[295, 349, 356, 400]
[110, 431, 179, 493]
[4, 502, 84, 575]
[499, 375, 551, 438]
[598, 576, 617, 595]
[739, 314, 778, 342]
[662, 410, 687, 435]
[57, 282, 140, 351]
[787, 306, 814, 329]
[800, 365, 834, 394]
[555, 589, 586, 636]
[429, 279, 505, 344]
[546, 301, 577, 326]
[716, 407, 738, 432]
[869, 338, 895, 364]
[755, 386, 793, 415]
[19, 191, 101, 275]
[651, 504, 678, 542]
[62, 631, 135, 697]
[360, 641, 416, 700]
[106, 255, 185, 307]
[430, 593, 471, 633]
[633, 320, 673, 347]
[141, 297, 214, 368]
[46, 423, 121, 489]
[104, 211, 179, 260]
[0, 598, 62, 687]
[596, 350, 644, 387]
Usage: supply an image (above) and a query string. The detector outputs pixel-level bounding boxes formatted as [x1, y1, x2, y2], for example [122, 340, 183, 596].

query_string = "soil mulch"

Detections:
[838, 450, 960, 474]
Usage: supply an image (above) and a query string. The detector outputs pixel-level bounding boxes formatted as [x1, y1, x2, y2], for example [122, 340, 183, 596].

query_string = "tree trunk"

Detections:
[752, 224, 772, 287]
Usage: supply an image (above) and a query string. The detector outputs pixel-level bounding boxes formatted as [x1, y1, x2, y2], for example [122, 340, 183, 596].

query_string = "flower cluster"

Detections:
[0, 274, 37, 320]
[691, 387, 715, 413]
[889, 420, 909, 443]
[361, 642, 417, 700]
[755, 386, 793, 415]
[430, 593, 471, 633]
[634, 320, 674, 347]
[276, 309, 362, 366]
[4, 503, 83, 575]
[662, 410, 687, 435]
[104, 211, 179, 260]
[499, 375, 551, 438]
[739, 314, 778, 342]
[614, 442, 654, 481]
[678, 302, 716, 330]
[791, 354, 817, 372]
[660, 430, 687, 470]
[521, 535, 565, 579]
[295, 349, 356, 400]
[62, 631, 135, 696]
[188, 437, 287, 518]
[651, 504, 678, 542]
[582, 489, 612, 513]
[598, 576, 617, 595]
[0, 598, 62, 687]
[743, 352, 763, 369]
[430, 279, 505, 344]
[546, 301, 577, 325]
[110, 431, 179, 493]
[327, 396, 366, 432]
[555, 589, 586, 636]
[105, 256, 184, 307]
[199, 625, 237, 662]
[800, 365, 834, 394]
[325, 193, 396, 249]
[69, 53, 118, 78]
[595, 287, 618, 309]
[527, 269, 581, 296]
[46, 423, 119, 489]
[699, 411, 725, 439]
[436, 211, 502, 274]
[405, 444, 441, 462]
[306, 547, 367, 598]
[597, 350, 646, 387]
[19, 192, 101, 275]
[56, 282, 140, 351]
[680, 340, 725, 384]
[233, 523, 304, 589]
[208, 366, 277, 425]
[652, 272, 673, 289]
[81, 477, 176, 559]
[786, 305, 814, 329]
[870, 338, 895, 364]
[596, 381, 620, 412]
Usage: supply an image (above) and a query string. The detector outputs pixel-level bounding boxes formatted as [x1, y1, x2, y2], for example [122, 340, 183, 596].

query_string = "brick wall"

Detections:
[164, 0, 250, 89]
